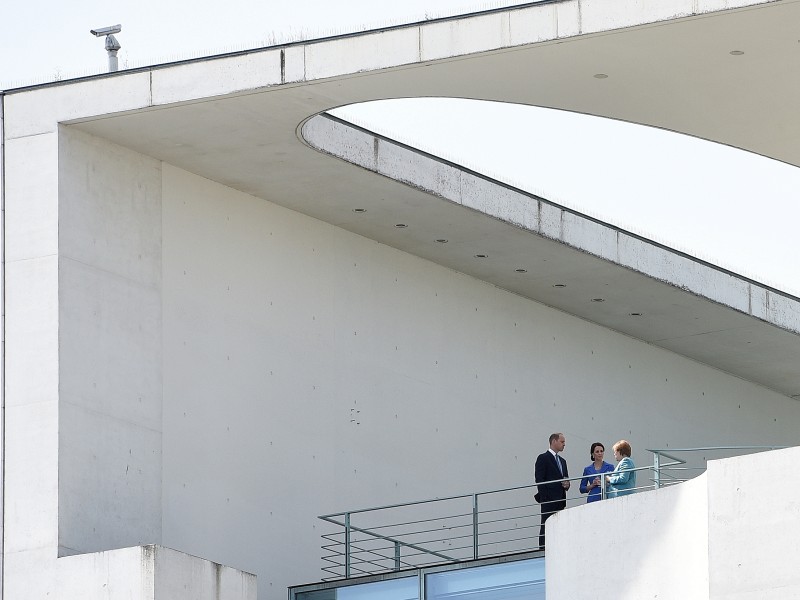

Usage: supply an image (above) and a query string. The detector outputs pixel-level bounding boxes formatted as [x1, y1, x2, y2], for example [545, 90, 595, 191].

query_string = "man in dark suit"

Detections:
[534, 432, 570, 550]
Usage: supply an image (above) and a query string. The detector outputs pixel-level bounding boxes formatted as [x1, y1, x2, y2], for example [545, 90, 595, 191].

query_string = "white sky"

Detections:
[0, 0, 531, 87]
[2, 0, 797, 296]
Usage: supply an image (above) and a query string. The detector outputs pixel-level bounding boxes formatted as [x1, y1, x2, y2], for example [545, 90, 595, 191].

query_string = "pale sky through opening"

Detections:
[2, 1, 798, 296]
[332, 99, 800, 297]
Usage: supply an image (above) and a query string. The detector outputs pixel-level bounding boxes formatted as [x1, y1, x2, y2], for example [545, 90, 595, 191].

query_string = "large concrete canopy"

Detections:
[6, 0, 799, 396]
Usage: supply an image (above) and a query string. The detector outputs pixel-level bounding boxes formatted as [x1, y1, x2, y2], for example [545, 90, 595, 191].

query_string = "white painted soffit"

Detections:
[46, 0, 799, 397]
[302, 113, 800, 398]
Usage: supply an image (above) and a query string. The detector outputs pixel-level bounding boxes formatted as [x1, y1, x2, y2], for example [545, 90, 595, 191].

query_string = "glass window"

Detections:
[296, 577, 418, 600]
[425, 558, 545, 600]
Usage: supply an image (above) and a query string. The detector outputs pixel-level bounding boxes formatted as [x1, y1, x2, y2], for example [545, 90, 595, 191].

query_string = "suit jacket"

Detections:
[535, 451, 568, 511]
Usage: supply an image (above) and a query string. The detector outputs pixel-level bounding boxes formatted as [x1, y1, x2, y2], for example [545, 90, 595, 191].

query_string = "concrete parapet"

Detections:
[56, 545, 257, 600]
[546, 446, 800, 599]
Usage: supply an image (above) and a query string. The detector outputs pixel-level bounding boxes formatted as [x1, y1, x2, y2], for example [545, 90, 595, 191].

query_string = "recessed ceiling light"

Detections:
[474, 254, 488, 259]
[730, 50, 744, 55]
[553, 283, 566, 288]
[395, 223, 408, 228]
[515, 268, 527, 273]
[352, 208, 367, 213]
[594, 73, 608, 79]
[435, 239, 448, 244]
[591, 298, 605, 302]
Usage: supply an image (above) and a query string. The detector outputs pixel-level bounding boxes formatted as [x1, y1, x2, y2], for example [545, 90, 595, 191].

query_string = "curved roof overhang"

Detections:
[303, 112, 800, 397]
[8, 0, 797, 395]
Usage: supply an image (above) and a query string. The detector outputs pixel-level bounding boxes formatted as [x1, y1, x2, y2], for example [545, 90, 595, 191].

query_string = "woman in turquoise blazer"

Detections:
[606, 440, 636, 498]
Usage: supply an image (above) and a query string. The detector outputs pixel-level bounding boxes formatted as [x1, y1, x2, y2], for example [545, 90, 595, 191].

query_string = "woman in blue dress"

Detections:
[579, 442, 614, 503]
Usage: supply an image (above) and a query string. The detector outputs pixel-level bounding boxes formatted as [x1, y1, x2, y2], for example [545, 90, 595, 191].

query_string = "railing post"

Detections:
[653, 452, 661, 490]
[472, 494, 479, 560]
[600, 472, 606, 500]
[394, 541, 401, 571]
[344, 512, 351, 578]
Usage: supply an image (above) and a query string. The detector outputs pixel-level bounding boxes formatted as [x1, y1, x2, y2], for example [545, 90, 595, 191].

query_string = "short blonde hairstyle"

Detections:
[613, 440, 632, 457]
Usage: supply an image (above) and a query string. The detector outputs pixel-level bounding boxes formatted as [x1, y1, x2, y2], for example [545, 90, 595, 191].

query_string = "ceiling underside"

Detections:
[68, 0, 800, 397]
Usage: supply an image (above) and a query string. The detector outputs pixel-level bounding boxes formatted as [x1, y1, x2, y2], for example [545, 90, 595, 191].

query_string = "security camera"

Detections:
[90, 24, 123, 72]
[90, 24, 121, 37]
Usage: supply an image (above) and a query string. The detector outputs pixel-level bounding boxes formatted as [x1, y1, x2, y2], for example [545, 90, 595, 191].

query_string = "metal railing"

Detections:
[318, 445, 786, 579]
[649, 445, 785, 489]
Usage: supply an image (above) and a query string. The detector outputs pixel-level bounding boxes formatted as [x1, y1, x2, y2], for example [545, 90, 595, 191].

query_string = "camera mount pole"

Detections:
[104, 34, 122, 72]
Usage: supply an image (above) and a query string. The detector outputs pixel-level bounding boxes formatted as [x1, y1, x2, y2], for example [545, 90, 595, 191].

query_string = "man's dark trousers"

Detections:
[534, 451, 568, 549]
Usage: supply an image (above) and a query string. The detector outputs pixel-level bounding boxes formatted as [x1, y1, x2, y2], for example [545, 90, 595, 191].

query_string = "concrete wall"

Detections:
[547, 475, 709, 598]
[3, 124, 61, 597]
[707, 447, 800, 599]
[3, 116, 800, 600]
[0, 1, 795, 594]
[58, 126, 163, 556]
[57, 545, 256, 600]
[3, 123, 799, 599]
[547, 446, 800, 600]
[159, 164, 800, 598]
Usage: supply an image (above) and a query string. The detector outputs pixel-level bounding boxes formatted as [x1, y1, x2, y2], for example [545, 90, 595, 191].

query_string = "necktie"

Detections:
[556, 454, 563, 476]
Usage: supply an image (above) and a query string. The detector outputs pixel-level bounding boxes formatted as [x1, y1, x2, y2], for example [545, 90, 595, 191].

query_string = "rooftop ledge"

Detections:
[55, 545, 255, 599]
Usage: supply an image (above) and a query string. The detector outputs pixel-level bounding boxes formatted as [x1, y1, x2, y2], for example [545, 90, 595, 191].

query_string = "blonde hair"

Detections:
[613, 440, 632, 457]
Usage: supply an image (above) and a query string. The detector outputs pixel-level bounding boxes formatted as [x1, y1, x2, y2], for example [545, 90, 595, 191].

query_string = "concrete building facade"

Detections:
[1, 0, 799, 598]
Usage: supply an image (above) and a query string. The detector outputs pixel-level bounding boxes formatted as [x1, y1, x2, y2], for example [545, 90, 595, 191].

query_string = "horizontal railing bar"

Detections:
[321, 537, 343, 546]
[319, 496, 476, 520]
[475, 503, 534, 516]
[346, 552, 393, 568]
[347, 551, 408, 571]
[346, 528, 473, 546]
[477, 523, 538, 537]
[478, 512, 537, 523]
[478, 533, 537, 549]
[398, 544, 472, 564]
[349, 511, 475, 532]
[345, 521, 459, 563]
[321, 568, 341, 577]
[346, 565, 374, 578]
[369, 531, 474, 549]
[335, 523, 479, 542]
[348, 553, 415, 571]
[657, 466, 709, 472]
[365, 525, 474, 541]
[345, 544, 399, 555]
[477, 512, 537, 525]
[486, 524, 539, 546]
[320, 462, 681, 523]
[647, 446, 786, 453]
[320, 446, 782, 579]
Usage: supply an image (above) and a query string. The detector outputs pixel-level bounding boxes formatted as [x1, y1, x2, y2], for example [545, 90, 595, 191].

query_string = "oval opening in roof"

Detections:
[319, 98, 800, 297]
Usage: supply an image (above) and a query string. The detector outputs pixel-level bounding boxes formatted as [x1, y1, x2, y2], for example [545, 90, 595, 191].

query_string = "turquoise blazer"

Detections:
[607, 457, 636, 498]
